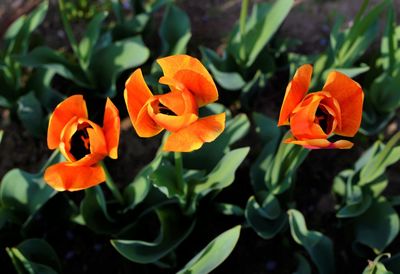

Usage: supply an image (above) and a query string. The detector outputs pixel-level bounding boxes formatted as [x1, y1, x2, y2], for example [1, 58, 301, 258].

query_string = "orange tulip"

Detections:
[44, 95, 120, 191]
[124, 55, 225, 152]
[278, 64, 364, 149]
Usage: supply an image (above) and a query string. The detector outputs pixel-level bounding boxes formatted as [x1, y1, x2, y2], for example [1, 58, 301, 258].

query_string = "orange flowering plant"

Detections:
[44, 95, 120, 191]
[278, 64, 364, 149]
[124, 54, 226, 152]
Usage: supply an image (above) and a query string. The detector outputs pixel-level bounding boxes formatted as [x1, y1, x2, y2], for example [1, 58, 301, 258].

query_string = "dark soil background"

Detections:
[0, 0, 400, 273]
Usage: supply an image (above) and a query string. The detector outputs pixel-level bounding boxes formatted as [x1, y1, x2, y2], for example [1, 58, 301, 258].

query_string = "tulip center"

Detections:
[314, 106, 335, 135]
[157, 103, 177, 116]
[70, 125, 91, 160]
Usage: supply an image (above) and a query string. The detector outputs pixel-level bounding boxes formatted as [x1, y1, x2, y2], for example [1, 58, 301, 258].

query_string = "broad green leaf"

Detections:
[337, 192, 372, 218]
[19, 46, 89, 87]
[6, 238, 61, 274]
[90, 36, 149, 97]
[333, 65, 370, 78]
[363, 253, 393, 274]
[288, 209, 335, 274]
[16, 92, 45, 137]
[194, 147, 249, 196]
[208, 63, 246, 91]
[0, 151, 62, 224]
[337, 0, 388, 66]
[151, 159, 182, 199]
[159, 5, 191, 55]
[177, 225, 241, 274]
[0, 130, 3, 144]
[368, 73, 400, 113]
[111, 203, 195, 263]
[245, 196, 287, 239]
[354, 198, 399, 252]
[183, 113, 250, 171]
[294, 253, 312, 274]
[79, 12, 108, 69]
[4, 0, 49, 54]
[124, 154, 162, 211]
[80, 186, 118, 234]
[360, 132, 400, 185]
[243, 0, 293, 67]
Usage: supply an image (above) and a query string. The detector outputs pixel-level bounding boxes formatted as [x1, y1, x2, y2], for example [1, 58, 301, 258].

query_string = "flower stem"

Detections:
[100, 161, 124, 205]
[174, 152, 186, 195]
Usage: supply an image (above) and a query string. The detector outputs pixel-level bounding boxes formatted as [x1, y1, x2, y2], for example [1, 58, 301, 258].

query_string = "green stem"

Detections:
[100, 161, 124, 204]
[174, 152, 186, 195]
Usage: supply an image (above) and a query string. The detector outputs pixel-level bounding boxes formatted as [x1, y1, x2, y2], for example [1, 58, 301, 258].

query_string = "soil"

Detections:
[0, 0, 400, 274]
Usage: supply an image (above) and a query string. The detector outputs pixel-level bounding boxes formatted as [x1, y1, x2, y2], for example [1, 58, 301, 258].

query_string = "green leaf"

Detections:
[177, 225, 241, 274]
[124, 154, 162, 211]
[354, 198, 399, 252]
[243, 0, 293, 67]
[78, 12, 108, 69]
[337, 0, 388, 66]
[183, 113, 250, 171]
[194, 147, 249, 196]
[111, 203, 195, 263]
[337, 192, 372, 218]
[159, 5, 191, 55]
[201, 47, 246, 91]
[80, 186, 118, 234]
[16, 92, 45, 137]
[245, 196, 287, 239]
[288, 209, 335, 274]
[90, 36, 149, 97]
[360, 132, 400, 185]
[19, 46, 89, 87]
[4, 0, 49, 54]
[333, 65, 370, 78]
[293, 253, 312, 274]
[0, 151, 62, 225]
[6, 238, 61, 274]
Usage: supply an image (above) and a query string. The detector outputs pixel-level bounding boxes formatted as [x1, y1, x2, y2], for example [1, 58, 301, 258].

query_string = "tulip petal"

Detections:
[103, 98, 120, 159]
[44, 163, 105, 191]
[48, 95, 88, 149]
[278, 64, 313, 126]
[284, 137, 354, 149]
[323, 71, 364, 137]
[124, 69, 153, 124]
[164, 113, 225, 152]
[125, 70, 163, 137]
[157, 55, 218, 107]
[290, 94, 328, 140]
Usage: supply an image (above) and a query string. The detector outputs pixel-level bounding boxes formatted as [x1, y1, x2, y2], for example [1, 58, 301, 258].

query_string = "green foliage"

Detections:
[201, 0, 294, 107]
[0, 1, 58, 136]
[333, 132, 400, 252]
[159, 4, 191, 56]
[245, 113, 308, 239]
[111, 202, 195, 264]
[289, 0, 389, 88]
[20, 1, 150, 98]
[177, 225, 241, 274]
[6, 238, 61, 274]
[288, 209, 335, 274]
[0, 151, 63, 229]
[362, 0, 400, 135]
